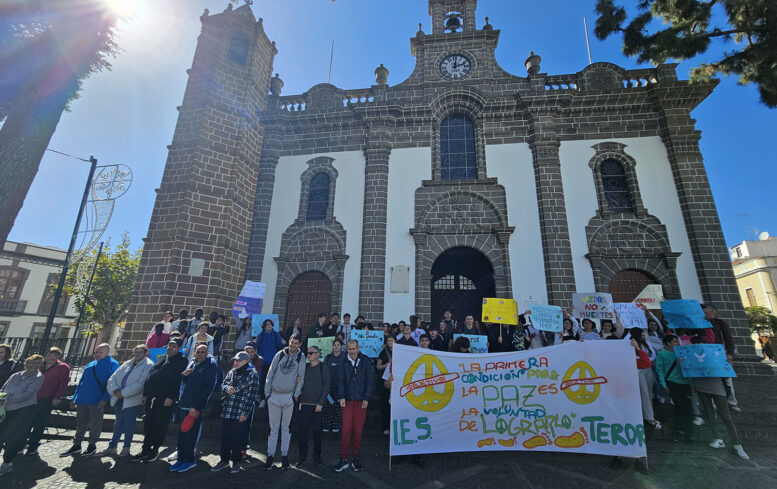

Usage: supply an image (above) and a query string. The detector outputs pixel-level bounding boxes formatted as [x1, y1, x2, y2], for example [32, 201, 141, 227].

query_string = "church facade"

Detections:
[122, 1, 755, 359]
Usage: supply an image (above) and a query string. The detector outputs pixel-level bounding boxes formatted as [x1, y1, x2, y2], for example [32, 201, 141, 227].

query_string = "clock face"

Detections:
[440, 54, 471, 80]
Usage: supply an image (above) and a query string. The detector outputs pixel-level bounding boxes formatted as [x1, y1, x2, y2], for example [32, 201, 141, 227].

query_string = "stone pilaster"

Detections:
[245, 134, 281, 281]
[530, 136, 576, 310]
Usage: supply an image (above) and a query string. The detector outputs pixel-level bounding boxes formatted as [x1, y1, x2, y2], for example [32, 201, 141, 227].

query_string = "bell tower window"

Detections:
[440, 115, 476, 180]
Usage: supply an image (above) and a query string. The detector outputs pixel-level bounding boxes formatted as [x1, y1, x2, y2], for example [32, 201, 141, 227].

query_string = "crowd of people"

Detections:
[0, 301, 749, 477]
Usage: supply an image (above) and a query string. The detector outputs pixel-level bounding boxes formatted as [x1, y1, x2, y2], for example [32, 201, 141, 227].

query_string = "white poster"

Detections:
[614, 303, 648, 330]
[529, 304, 564, 332]
[634, 284, 664, 309]
[571, 292, 614, 328]
[390, 343, 646, 458]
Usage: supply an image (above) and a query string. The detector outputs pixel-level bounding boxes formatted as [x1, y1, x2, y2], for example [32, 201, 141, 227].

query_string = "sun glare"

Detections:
[106, 0, 140, 18]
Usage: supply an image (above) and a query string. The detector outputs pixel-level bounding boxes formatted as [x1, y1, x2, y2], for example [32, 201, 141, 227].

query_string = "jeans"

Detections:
[141, 397, 174, 452]
[297, 404, 323, 460]
[74, 403, 104, 445]
[109, 399, 139, 448]
[27, 396, 54, 450]
[340, 400, 367, 460]
[176, 407, 204, 463]
[0, 408, 35, 463]
[220, 418, 247, 463]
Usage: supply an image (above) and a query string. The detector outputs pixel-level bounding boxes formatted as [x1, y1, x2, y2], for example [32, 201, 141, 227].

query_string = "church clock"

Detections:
[439, 54, 471, 80]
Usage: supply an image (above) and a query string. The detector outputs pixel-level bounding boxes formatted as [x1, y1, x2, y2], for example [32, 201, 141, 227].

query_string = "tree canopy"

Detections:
[594, 0, 777, 108]
[744, 305, 777, 333]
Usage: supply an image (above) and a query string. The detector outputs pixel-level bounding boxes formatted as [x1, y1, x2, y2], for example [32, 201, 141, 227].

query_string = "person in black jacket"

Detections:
[0, 343, 22, 388]
[333, 340, 374, 473]
[131, 339, 188, 462]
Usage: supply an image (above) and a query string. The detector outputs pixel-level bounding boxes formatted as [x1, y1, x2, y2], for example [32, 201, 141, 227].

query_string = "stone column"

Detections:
[245, 136, 281, 281]
[529, 136, 577, 310]
[358, 138, 391, 324]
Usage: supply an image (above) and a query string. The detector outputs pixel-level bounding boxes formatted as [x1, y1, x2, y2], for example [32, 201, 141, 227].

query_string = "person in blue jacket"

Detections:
[255, 319, 284, 408]
[333, 339, 374, 473]
[59, 343, 119, 457]
[168, 343, 219, 473]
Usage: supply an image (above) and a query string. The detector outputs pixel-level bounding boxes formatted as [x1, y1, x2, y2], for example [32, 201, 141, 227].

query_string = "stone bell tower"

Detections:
[122, 3, 276, 349]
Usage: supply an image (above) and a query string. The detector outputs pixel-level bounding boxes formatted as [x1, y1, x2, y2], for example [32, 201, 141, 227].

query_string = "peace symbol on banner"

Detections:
[560, 361, 608, 405]
[400, 355, 458, 412]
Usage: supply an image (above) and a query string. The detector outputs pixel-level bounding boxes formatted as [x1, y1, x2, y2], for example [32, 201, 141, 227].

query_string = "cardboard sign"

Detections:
[232, 281, 266, 318]
[452, 334, 488, 354]
[572, 293, 614, 329]
[482, 298, 518, 325]
[351, 329, 384, 358]
[251, 314, 280, 336]
[660, 299, 711, 329]
[306, 337, 334, 361]
[614, 303, 648, 330]
[674, 344, 737, 378]
[634, 284, 664, 309]
[529, 305, 564, 332]
[149, 347, 167, 362]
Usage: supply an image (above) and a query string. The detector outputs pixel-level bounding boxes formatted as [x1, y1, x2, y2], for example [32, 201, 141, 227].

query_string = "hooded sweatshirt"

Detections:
[264, 346, 306, 400]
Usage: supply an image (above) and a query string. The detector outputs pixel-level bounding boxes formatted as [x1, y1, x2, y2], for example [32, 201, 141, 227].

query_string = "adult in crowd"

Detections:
[132, 338, 188, 462]
[98, 345, 154, 457]
[238, 341, 263, 458]
[323, 339, 345, 433]
[175, 321, 189, 343]
[322, 313, 339, 337]
[487, 323, 515, 353]
[234, 316, 254, 352]
[0, 344, 22, 387]
[0, 354, 44, 476]
[376, 336, 394, 435]
[264, 334, 305, 471]
[184, 322, 214, 360]
[309, 313, 327, 338]
[296, 345, 330, 468]
[282, 317, 303, 343]
[171, 309, 188, 334]
[209, 314, 230, 357]
[211, 351, 259, 474]
[701, 304, 740, 412]
[60, 343, 119, 457]
[160, 310, 175, 334]
[337, 313, 353, 342]
[26, 347, 71, 455]
[334, 339, 374, 473]
[169, 343, 219, 472]
[656, 334, 693, 442]
[456, 314, 480, 336]
[187, 308, 205, 337]
[256, 319, 284, 409]
[146, 323, 170, 350]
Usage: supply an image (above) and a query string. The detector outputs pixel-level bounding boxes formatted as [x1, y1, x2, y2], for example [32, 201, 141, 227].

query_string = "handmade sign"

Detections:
[634, 284, 664, 309]
[452, 334, 488, 354]
[306, 337, 334, 361]
[251, 314, 280, 336]
[352, 329, 384, 358]
[149, 347, 167, 362]
[674, 344, 737, 378]
[660, 299, 711, 329]
[614, 303, 648, 330]
[390, 342, 645, 458]
[572, 293, 614, 329]
[529, 305, 563, 332]
[482, 298, 518, 325]
[232, 281, 266, 318]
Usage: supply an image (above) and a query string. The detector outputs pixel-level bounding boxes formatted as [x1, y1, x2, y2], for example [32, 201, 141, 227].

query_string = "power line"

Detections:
[45, 148, 91, 162]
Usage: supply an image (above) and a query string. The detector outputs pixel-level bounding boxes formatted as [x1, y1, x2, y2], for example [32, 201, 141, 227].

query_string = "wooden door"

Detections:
[284, 271, 332, 336]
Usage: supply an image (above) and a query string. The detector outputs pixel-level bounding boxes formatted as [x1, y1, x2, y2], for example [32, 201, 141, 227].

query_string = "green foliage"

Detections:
[744, 305, 777, 333]
[63, 233, 141, 338]
[594, 0, 777, 108]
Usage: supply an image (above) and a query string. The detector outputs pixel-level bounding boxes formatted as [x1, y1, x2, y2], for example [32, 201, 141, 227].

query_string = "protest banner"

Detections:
[613, 303, 648, 330]
[634, 284, 664, 309]
[251, 314, 280, 336]
[572, 293, 614, 328]
[149, 347, 167, 362]
[389, 342, 645, 458]
[660, 299, 711, 329]
[482, 298, 518, 325]
[352, 329, 384, 358]
[232, 281, 266, 319]
[306, 337, 334, 361]
[453, 334, 488, 353]
[529, 305, 563, 332]
[674, 344, 737, 378]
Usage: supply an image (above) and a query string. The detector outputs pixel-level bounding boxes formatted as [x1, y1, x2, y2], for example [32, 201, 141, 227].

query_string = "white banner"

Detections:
[389, 342, 646, 458]
[614, 303, 648, 330]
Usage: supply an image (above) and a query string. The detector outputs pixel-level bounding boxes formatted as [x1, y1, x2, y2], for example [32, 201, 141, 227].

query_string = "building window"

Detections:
[440, 115, 476, 180]
[600, 159, 633, 212]
[0, 321, 8, 338]
[38, 272, 69, 315]
[31, 322, 59, 339]
[0, 267, 25, 300]
[434, 275, 456, 290]
[736, 247, 742, 258]
[306, 172, 330, 221]
[746, 288, 757, 307]
[228, 34, 249, 65]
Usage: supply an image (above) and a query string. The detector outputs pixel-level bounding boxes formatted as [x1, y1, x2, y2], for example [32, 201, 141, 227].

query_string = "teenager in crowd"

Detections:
[132, 338, 187, 462]
[437, 320, 454, 349]
[211, 351, 259, 474]
[578, 318, 601, 341]
[296, 345, 330, 468]
[25, 347, 70, 455]
[429, 327, 448, 352]
[376, 336, 394, 435]
[456, 314, 481, 336]
[629, 336, 661, 430]
[0, 344, 22, 387]
[418, 334, 431, 349]
[701, 304, 740, 412]
[283, 317, 303, 343]
[322, 313, 339, 337]
[395, 321, 418, 347]
[0, 354, 43, 476]
[452, 336, 471, 353]
[337, 314, 353, 342]
[147, 323, 170, 350]
[171, 309, 188, 334]
[60, 344, 119, 457]
[560, 317, 579, 342]
[169, 343, 219, 472]
[184, 322, 214, 360]
[264, 334, 306, 471]
[160, 310, 174, 334]
[512, 317, 532, 351]
[334, 339, 374, 473]
[599, 319, 619, 339]
[656, 334, 693, 442]
[440, 310, 456, 334]
[487, 323, 515, 353]
[98, 345, 154, 457]
[187, 308, 205, 337]
[175, 321, 189, 343]
[234, 316, 254, 352]
[323, 339, 346, 433]
[309, 313, 327, 338]
[256, 319, 284, 409]
[209, 314, 229, 357]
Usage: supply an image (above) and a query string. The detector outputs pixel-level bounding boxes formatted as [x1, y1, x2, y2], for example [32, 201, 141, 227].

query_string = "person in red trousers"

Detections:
[333, 339, 374, 473]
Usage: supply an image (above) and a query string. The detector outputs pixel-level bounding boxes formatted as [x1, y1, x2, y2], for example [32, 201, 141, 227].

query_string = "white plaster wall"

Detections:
[560, 137, 702, 299]
[383, 147, 431, 322]
[260, 151, 365, 315]
[486, 143, 548, 306]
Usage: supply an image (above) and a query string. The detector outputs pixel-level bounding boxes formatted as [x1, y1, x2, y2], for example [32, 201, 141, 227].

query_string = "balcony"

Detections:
[0, 299, 27, 315]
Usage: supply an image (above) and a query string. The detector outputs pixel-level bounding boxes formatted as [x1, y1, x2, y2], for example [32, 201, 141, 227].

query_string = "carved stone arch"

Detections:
[417, 189, 508, 232]
[588, 219, 670, 255]
[297, 156, 338, 222]
[579, 62, 628, 91]
[283, 226, 346, 261]
[588, 142, 646, 218]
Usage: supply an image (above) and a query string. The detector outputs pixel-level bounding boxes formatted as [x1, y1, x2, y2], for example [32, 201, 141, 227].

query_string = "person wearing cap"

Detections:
[210, 351, 259, 474]
[132, 338, 188, 462]
[295, 344, 330, 468]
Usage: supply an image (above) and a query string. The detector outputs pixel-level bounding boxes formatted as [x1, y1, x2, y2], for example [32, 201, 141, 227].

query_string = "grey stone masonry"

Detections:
[245, 130, 281, 282]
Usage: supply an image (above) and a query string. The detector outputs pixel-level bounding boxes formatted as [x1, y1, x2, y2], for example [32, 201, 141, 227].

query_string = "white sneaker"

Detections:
[693, 416, 705, 426]
[709, 439, 725, 449]
[118, 447, 131, 457]
[733, 444, 750, 460]
[167, 451, 178, 462]
[730, 405, 742, 414]
[0, 462, 13, 476]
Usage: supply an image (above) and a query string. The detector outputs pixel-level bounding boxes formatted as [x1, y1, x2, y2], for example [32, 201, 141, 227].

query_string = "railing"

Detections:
[0, 299, 27, 314]
[278, 88, 375, 112]
[544, 76, 579, 91]
[342, 89, 375, 106]
[0, 335, 97, 371]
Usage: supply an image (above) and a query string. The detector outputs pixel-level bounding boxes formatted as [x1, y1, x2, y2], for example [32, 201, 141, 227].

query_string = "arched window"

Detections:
[228, 34, 249, 65]
[600, 159, 633, 212]
[440, 115, 476, 180]
[306, 172, 330, 221]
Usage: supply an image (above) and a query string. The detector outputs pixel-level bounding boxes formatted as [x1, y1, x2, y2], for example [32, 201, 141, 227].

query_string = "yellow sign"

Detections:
[560, 361, 608, 405]
[401, 354, 456, 412]
[481, 297, 518, 325]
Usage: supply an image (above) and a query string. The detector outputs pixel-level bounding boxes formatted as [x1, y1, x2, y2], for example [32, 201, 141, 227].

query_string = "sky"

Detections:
[9, 0, 777, 253]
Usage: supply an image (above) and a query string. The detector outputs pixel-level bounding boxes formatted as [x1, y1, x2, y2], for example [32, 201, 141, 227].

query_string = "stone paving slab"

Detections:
[1, 431, 775, 489]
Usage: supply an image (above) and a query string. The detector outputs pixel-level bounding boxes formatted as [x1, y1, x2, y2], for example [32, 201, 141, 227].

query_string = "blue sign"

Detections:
[453, 334, 488, 354]
[660, 299, 712, 329]
[674, 344, 737, 378]
[529, 304, 563, 332]
[351, 329, 384, 358]
[149, 347, 167, 362]
[252, 314, 280, 336]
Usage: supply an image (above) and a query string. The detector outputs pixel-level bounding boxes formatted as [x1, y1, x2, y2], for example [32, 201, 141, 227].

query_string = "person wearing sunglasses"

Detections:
[294, 346, 331, 468]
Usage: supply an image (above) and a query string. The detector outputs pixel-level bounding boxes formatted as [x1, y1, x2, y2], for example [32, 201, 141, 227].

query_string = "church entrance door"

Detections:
[430, 247, 495, 327]
[284, 271, 332, 336]
[608, 269, 659, 303]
